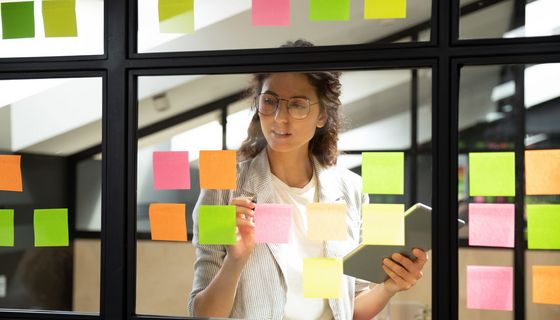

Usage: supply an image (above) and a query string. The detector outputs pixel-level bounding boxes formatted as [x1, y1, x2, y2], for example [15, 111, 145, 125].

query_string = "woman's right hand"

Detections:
[226, 197, 257, 265]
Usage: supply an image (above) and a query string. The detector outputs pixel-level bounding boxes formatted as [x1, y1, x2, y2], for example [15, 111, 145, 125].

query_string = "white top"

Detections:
[271, 173, 333, 320]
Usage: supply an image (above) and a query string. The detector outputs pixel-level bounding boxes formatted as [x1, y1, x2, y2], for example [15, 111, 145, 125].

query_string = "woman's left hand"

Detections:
[382, 248, 428, 294]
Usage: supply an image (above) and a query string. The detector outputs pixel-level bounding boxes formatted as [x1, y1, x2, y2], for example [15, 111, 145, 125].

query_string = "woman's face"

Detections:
[258, 73, 326, 155]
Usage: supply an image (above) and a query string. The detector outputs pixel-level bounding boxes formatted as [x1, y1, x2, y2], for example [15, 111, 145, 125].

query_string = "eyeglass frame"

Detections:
[254, 92, 320, 120]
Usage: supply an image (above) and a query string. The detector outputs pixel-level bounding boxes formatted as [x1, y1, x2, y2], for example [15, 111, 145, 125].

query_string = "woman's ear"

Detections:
[316, 111, 328, 128]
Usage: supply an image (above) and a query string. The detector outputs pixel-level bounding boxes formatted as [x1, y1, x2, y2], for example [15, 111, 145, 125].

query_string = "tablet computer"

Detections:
[343, 203, 465, 283]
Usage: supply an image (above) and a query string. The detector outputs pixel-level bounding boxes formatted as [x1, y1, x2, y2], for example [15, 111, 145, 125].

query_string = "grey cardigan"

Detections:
[188, 149, 370, 319]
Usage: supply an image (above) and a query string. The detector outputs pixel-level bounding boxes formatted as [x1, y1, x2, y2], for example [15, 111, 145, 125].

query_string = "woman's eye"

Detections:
[263, 98, 276, 104]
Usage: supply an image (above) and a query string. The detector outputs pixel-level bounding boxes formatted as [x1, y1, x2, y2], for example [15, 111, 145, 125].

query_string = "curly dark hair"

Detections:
[237, 40, 342, 167]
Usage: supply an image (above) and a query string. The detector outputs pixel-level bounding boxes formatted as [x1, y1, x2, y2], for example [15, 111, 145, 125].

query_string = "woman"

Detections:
[188, 42, 427, 320]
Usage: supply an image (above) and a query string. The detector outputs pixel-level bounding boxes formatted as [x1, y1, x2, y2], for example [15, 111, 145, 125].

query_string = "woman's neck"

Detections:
[266, 147, 314, 188]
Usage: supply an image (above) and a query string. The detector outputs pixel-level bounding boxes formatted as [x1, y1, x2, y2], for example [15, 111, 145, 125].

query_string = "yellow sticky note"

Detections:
[158, 0, 194, 34]
[525, 150, 560, 195]
[364, 0, 406, 19]
[362, 203, 405, 245]
[303, 258, 342, 298]
[533, 265, 560, 305]
[307, 203, 347, 241]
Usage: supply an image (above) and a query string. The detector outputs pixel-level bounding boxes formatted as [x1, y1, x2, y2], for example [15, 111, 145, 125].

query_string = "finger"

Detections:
[384, 258, 417, 285]
[382, 265, 411, 290]
[230, 197, 257, 209]
[412, 248, 428, 268]
[391, 253, 420, 277]
[236, 217, 255, 228]
[236, 206, 255, 218]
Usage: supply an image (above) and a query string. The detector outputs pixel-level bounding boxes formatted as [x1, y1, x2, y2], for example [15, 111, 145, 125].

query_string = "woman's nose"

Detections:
[274, 100, 290, 122]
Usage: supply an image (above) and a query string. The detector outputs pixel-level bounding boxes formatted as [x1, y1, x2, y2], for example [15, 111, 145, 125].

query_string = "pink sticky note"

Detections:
[254, 204, 292, 243]
[467, 266, 513, 311]
[468, 203, 515, 248]
[153, 151, 190, 190]
[252, 0, 290, 26]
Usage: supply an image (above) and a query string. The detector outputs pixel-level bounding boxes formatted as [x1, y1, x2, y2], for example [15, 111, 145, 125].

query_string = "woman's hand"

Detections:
[382, 248, 428, 295]
[226, 197, 257, 265]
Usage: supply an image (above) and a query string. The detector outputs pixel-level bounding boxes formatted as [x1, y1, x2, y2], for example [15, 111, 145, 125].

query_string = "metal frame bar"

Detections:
[1, 0, 559, 319]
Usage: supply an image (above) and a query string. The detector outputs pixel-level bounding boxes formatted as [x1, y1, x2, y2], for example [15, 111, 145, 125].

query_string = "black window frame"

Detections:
[1, 0, 560, 319]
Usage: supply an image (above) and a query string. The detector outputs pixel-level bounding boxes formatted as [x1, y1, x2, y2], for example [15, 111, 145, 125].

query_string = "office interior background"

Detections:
[0, 0, 559, 319]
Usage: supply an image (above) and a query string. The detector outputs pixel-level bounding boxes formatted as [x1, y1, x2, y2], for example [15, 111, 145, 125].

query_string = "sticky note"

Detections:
[198, 205, 236, 245]
[252, 0, 290, 26]
[0, 155, 23, 192]
[362, 203, 405, 245]
[1, 2, 35, 39]
[158, 0, 194, 34]
[149, 203, 187, 241]
[527, 204, 560, 249]
[364, 0, 406, 19]
[309, 0, 350, 21]
[469, 152, 515, 196]
[467, 266, 513, 311]
[254, 204, 292, 243]
[34, 209, 69, 247]
[42, 0, 78, 37]
[525, 150, 560, 195]
[303, 258, 342, 298]
[362, 152, 404, 195]
[0, 210, 14, 247]
[153, 151, 190, 190]
[307, 203, 347, 241]
[533, 265, 560, 305]
[199, 150, 237, 190]
[468, 203, 515, 248]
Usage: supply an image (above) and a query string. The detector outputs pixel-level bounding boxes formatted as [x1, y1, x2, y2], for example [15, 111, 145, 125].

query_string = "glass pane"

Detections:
[525, 251, 560, 319]
[135, 70, 432, 318]
[0, 77, 102, 313]
[459, 248, 514, 320]
[137, 0, 432, 53]
[458, 62, 560, 319]
[0, 0, 104, 58]
[459, 0, 560, 40]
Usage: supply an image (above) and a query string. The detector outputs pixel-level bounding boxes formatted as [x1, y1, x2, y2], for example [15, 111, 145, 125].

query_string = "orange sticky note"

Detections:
[525, 150, 560, 195]
[533, 265, 560, 305]
[149, 203, 187, 241]
[199, 150, 237, 190]
[0, 155, 23, 192]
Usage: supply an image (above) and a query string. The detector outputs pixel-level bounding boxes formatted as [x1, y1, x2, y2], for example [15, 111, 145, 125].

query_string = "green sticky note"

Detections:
[158, 0, 194, 34]
[469, 152, 515, 196]
[309, 0, 350, 21]
[198, 205, 236, 245]
[34, 209, 69, 247]
[364, 0, 406, 19]
[362, 152, 404, 195]
[0, 209, 15, 247]
[42, 0, 78, 37]
[1, 1, 35, 39]
[527, 204, 560, 249]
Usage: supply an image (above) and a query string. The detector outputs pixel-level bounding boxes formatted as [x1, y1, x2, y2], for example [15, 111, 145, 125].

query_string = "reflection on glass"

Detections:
[0, 78, 102, 313]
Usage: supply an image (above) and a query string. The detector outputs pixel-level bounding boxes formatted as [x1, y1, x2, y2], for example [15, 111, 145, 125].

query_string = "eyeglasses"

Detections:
[255, 93, 319, 120]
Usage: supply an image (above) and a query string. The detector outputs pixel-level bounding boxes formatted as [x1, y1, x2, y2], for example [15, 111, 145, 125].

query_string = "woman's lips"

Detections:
[271, 130, 291, 138]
